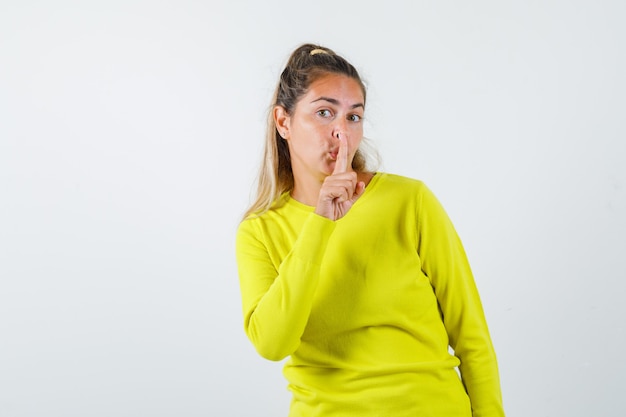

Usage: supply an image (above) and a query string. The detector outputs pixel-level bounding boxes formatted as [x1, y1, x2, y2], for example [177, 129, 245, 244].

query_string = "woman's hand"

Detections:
[315, 134, 365, 221]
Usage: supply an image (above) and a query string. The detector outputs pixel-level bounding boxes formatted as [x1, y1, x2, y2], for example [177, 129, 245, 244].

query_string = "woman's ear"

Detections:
[273, 106, 290, 139]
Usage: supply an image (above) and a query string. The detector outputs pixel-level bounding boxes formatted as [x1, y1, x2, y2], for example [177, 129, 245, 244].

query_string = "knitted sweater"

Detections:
[236, 173, 505, 417]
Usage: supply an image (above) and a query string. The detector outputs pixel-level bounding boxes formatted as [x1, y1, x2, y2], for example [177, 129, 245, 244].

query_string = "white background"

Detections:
[1, 1, 624, 416]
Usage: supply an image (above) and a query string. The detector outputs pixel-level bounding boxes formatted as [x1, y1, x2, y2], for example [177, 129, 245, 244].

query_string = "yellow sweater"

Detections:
[236, 173, 505, 417]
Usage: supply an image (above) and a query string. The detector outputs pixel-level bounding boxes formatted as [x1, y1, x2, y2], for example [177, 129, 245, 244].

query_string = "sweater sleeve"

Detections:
[416, 184, 505, 417]
[235, 212, 336, 361]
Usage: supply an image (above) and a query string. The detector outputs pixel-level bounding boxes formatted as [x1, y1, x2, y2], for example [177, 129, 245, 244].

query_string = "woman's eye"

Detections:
[317, 109, 332, 118]
[349, 114, 362, 122]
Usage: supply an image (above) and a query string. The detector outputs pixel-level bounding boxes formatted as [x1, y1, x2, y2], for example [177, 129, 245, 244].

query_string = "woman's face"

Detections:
[277, 73, 365, 183]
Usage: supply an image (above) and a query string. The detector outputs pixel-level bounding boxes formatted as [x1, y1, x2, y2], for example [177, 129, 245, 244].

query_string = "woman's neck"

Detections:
[290, 175, 324, 207]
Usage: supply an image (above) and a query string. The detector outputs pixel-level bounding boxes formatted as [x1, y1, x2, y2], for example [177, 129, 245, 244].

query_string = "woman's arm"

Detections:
[416, 184, 505, 417]
[236, 213, 336, 361]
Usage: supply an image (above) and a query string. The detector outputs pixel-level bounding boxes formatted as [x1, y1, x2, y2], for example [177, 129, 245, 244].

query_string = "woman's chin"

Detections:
[321, 163, 335, 176]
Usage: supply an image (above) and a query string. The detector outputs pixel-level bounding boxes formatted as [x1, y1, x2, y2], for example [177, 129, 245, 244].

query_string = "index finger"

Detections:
[333, 133, 348, 174]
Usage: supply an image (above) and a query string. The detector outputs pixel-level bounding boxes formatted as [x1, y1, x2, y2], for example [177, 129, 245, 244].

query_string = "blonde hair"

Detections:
[243, 44, 371, 219]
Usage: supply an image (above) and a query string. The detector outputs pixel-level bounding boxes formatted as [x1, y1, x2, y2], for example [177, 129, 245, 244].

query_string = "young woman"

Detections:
[236, 43, 505, 417]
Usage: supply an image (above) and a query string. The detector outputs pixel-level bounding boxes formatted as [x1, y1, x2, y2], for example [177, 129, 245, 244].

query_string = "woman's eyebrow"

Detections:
[311, 96, 364, 109]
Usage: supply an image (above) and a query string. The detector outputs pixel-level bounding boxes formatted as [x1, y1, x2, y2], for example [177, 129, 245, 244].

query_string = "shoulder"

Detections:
[237, 207, 283, 254]
[237, 193, 306, 242]
[373, 172, 430, 196]
[355, 173, 434, 217]
[239, 193, 290, 226]
[378, 172, 423, 185]
[371, 173, 447, 217]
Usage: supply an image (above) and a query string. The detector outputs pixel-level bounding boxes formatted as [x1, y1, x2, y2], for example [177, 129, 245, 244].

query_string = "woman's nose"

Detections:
[332, 121, 347, 140]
